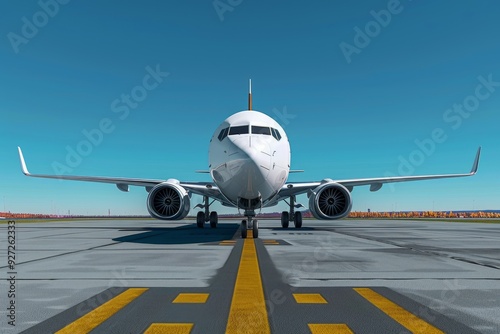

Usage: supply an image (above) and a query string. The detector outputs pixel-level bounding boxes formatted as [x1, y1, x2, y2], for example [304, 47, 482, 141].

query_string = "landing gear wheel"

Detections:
[281, 211, 289, 228]
[241, 220, 247, 239]
[294, 211, 302, 228]
[196, 212, 205, 228]
[209, 211, 218, 228]
[252, 219, 259, 238]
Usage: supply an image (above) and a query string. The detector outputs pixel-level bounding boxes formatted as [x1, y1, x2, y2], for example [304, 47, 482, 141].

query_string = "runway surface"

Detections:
[0, 218, 499, 333]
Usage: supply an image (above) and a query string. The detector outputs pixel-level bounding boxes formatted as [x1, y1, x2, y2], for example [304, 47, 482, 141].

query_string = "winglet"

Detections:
[470, 146, 481, 174]
[248, 79, 252, 110]
[17, 147, 31, 175]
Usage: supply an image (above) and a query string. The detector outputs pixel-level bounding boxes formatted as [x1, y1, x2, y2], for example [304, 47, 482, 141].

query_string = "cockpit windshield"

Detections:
[251, 126, 271, 135]
[228, 125, 249, 135]
[271, 128, 282, 141]
[218, 124, 282, 141]
[218, 127, 229, 141]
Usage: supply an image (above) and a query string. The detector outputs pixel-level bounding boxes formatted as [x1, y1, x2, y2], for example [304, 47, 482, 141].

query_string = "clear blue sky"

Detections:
[1, 0, 499, 215]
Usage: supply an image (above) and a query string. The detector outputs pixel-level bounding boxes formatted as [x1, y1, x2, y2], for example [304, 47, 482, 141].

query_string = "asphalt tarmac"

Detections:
[0, 218, 499, 333]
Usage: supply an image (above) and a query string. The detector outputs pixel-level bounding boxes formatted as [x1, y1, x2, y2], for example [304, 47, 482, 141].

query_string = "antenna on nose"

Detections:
[248, 79, 252, 110]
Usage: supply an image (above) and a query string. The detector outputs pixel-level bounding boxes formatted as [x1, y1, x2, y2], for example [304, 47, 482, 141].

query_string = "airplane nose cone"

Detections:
[229, 136, 272, 176]
[211, 135, 272, 200]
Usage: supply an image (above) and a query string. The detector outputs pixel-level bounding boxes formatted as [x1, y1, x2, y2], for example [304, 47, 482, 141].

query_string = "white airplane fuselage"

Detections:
[209, 110, 290, 211]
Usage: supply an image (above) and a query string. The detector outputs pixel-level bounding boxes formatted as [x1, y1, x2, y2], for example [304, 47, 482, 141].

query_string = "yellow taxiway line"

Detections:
[354, 288, 444, 334]
[308, 323, 354, 334]
[144, 323, 194, 334]
[55, 288, 148, 334]
[225, 237, 270, 333]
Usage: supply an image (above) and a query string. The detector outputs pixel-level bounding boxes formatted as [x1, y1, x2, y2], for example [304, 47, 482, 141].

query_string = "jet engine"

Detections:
[309, 181, 352, 220]
[147, 181, 190, 220]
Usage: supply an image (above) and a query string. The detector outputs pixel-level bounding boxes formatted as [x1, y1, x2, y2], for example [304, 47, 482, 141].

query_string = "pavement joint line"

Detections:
[0, 228, 173, 269]
[354, 288, 444, 334]
[54, 288, 148, 334]
[333, 229, 500, 271]
[143, 323, 194, 333]
[225, 237, 270, 333]
[308, 324, 354, 334]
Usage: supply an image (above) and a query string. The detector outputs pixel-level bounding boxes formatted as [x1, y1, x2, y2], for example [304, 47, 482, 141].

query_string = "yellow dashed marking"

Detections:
[354, 288, 444, 334]
[172, 293, 209, 303]
[55, 288, 148, 334]
[308, 323, 354, 334]
[220, 240, 236, 245]
[263, 240, 280, 245]
[293, 293, 328, 304]
[143, 323, 193, 334]
[247, 229, 253, 238]
[225, 238, 270, 333]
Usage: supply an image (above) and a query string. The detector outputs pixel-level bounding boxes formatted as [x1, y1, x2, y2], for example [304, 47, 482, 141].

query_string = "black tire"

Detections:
[210, 211, 218, 228]
[281, 211, 289, 228]
[252, 220, 259, 238]
[294, 211, 303, 228]
[196, 211, 205, 228]
[241, 220, 247, 239]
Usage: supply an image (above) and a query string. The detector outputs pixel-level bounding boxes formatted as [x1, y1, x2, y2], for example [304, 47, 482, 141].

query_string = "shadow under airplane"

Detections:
[113, 223, 241, 245]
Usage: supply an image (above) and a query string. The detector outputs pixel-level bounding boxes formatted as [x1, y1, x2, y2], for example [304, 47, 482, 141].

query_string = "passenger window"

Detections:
[229, 125, 249, 135]
[252, 126, 271, 135]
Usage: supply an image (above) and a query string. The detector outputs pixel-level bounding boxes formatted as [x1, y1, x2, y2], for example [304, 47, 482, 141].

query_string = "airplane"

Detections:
[17, 80, 481, 238]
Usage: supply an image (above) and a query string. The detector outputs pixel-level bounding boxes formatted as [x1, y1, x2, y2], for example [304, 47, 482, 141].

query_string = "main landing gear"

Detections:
[195, 196, 218, 228]
[281, 195, 303, 229]
[240, 211, 259, 239]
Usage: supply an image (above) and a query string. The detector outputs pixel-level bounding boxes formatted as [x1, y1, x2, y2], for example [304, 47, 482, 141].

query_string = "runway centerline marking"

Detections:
[354, 288, 444, 334]
[55, 287, 148, 334]
[225, 237, 270, 334]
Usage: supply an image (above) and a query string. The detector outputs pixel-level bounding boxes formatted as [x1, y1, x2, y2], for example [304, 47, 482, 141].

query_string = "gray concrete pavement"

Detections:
[0, 218, 498, 333]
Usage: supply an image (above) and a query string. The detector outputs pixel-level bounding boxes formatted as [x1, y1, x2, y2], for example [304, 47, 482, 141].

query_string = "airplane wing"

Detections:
[17, 147, 231, 206]
[277, 147, 481, 200]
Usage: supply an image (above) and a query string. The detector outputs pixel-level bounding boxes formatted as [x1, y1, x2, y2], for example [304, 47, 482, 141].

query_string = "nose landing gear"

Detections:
[240, 210, 259, 239]
[240, 218, 259, 239]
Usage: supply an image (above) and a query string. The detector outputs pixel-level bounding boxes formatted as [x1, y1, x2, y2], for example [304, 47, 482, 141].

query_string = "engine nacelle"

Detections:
[147, 182, 190, 220]
[309, 182, 352, 220]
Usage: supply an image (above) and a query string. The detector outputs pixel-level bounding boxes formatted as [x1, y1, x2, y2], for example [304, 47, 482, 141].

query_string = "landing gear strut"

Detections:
[195, 196, 218, 228]
[240, 210, 258, 239]
[281, 196, 303, 229]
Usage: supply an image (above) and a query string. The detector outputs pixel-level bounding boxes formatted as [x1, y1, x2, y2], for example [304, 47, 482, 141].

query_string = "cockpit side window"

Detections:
[271, 128, 282, 141]
[252, 126, 271, 135]
[218, 127, 229, 141]
[229, 125, 249, 135]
